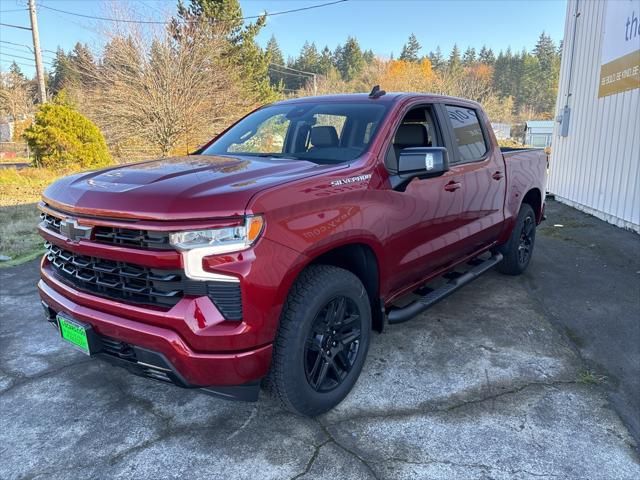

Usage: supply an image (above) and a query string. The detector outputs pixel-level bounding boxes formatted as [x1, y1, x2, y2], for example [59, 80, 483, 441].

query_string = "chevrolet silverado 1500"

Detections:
[38, 89, 547, 415]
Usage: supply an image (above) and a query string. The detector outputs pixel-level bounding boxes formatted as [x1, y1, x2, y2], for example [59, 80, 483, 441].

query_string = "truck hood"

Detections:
[43, 155, 338, 221]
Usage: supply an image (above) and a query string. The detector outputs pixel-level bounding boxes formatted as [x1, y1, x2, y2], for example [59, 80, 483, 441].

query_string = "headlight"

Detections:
[170, 215, 264, 254]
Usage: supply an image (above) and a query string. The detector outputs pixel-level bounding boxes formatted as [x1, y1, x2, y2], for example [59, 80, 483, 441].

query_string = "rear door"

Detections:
[442, 103, 506, 254]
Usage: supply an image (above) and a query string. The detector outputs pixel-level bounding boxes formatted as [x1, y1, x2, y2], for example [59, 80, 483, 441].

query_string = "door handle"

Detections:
[444, 181, 462, 192]
[492, 171, 504, 181]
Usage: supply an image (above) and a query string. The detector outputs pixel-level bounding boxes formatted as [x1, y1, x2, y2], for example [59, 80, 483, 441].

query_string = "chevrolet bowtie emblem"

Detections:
[59, 218, 92, 242]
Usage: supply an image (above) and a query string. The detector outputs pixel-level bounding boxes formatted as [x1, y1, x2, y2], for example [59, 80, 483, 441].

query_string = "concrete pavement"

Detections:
[1, 200, 638, 479]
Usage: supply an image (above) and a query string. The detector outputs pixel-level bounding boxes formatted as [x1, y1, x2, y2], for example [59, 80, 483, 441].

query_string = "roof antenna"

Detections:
[369, 85, 386, 99]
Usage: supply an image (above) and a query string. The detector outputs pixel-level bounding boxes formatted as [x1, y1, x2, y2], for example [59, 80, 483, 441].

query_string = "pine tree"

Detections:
[478, 45, 496, 65]
[9, 62, 26, 81]
[462, 47, 476, 66]
[173, 0, 276, 102]
[428, 46, 445, 71]
[265, 35, 286, 88]
[448, 44, 462, 72]
[265, 35, 284, 66]
[336, 37, 364, 81]
[533, 32, 556, 71]
[296, 41, 320, 73]
[318, 46, 334, 74]
[362, 49, 375, 64]
[399, 33, 421, 62]
[49, 48, 71, 95]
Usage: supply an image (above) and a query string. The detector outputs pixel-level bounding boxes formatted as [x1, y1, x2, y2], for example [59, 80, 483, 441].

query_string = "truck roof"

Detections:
[275, 92, 481, 108]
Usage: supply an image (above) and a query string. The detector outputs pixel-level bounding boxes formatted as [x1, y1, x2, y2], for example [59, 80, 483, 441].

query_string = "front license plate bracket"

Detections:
[56, 314, 102, 355]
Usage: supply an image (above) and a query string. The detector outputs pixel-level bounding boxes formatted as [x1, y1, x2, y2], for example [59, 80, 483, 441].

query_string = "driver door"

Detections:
[382, 103, 465, 295]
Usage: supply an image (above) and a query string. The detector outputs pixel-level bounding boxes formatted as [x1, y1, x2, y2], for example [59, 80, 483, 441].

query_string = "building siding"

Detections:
[550, 0, 639, 232]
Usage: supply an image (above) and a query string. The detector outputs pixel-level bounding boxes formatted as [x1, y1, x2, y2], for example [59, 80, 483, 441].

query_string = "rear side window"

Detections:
[445, 105, 487, 163]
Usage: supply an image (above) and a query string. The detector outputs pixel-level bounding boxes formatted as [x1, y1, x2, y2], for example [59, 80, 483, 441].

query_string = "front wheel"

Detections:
[496, 203, 537, 275]
[267, 265, 371, 416]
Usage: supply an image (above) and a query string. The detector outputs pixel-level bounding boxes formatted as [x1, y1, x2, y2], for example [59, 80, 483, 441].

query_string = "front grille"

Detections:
[44, 242, 243, 318]
[40, 212, 61, 234]
[46, 242, 184, 308]
[40, 209, 172, 250]
[93, 226, 172, 250]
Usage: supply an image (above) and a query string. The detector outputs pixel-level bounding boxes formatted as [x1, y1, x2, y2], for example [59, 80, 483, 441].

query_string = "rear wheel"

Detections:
[496, 203, 537, 275]
[267, 265, 371, 416]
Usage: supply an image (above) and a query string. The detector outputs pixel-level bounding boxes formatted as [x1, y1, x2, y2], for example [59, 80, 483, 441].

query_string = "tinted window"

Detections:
[202, 102, 388, 164]
[445, 105, 487, 163]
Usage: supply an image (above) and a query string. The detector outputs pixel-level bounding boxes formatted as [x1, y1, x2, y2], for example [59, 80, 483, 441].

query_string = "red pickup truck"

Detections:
[38, 90, 547, 415]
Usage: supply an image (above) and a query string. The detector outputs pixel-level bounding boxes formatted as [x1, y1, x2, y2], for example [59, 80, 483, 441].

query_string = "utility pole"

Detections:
[312, 74, 317, 95]
[28, 0, 47, 103]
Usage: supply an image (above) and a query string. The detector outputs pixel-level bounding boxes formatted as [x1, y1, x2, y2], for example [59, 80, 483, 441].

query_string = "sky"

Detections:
[0, 0, 568, 77]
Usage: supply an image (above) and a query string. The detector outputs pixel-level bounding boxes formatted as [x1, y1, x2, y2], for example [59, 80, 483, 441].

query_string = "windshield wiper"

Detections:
[238, 153, 302, 160]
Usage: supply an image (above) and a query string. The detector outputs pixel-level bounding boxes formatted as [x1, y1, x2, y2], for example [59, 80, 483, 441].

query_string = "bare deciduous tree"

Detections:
[0, 72, 34, 123]
[73, 21, 254, 158]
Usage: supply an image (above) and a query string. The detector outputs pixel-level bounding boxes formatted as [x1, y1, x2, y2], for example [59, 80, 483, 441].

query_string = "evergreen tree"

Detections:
[531, 32, 560, 114]
[462, 47, 477, 66]
[362, 49, 375, 64]
[448, 44, 462, 72]
[428, 46, 445, 71]
[478, 45, 496, 65]
[335, 37, 364, 81]
[9, 62, 26, 81]
[68, 42, 97, 87]
[265, 35, 284, 66]
[296, 41, 320, 72]
[173, 0, 275, 102]
[533, 32, 556, 71]
[399, 33, 421, 62]
[265, 35, 286, 88]
[49, 48, 71, 95]
[318, 46, 334, 75]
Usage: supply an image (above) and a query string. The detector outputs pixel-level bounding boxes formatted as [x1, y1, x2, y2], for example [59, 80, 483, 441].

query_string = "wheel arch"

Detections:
[307, 242, 384, 332]
[521, 187, 543, 223]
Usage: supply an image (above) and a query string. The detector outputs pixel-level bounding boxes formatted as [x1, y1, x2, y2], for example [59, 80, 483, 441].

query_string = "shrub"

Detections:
[23, 102, 112, 170]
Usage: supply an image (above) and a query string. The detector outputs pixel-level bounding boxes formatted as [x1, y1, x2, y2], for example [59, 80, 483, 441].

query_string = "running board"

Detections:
[387, 253, 503, 325]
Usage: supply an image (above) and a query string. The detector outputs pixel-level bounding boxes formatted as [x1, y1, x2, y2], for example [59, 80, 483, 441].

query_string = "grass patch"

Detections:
[577, 370, 608, 385]
[0, 167, 63, 266]
[0, 203, 44, 265]
[0, 167, 61, 207]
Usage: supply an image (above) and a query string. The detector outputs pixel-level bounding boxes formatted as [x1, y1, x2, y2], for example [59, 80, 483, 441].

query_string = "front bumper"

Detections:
[38, 275, 273, 395]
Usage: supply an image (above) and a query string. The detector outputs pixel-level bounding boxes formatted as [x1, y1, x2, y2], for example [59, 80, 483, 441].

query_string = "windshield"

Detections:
[201, 102, 389, 164]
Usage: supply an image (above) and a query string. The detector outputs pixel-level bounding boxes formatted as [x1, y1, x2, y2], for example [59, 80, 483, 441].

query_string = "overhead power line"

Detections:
[0, 22, 32, 31]
[38, 0, 348, 25]
[0, 8, 28, 13]
[0, 59, 37, 68]
[0, 51, 38, 63]
[0, 40, 33, 52]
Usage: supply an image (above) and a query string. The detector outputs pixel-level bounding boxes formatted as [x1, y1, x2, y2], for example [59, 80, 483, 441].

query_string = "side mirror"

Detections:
[391, 147, 449, 190]
[398, 147, 449, 176]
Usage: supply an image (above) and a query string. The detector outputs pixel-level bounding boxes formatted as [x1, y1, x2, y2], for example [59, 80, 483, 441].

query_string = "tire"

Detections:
[496, 203, 537, 275]
[267, 265, 371, 416]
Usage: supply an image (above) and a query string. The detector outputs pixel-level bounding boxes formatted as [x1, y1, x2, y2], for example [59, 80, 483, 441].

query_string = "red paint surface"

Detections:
[38, 93, 547, 388]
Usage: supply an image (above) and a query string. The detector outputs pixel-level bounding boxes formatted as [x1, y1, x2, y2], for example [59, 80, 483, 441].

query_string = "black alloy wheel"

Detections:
[304, 296, 362, 393]
[517, 213, 535, 266]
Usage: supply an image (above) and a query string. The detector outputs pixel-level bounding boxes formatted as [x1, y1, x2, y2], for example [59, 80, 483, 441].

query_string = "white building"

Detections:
[525, 121, 554, 148]
[550, 0, 639, 232]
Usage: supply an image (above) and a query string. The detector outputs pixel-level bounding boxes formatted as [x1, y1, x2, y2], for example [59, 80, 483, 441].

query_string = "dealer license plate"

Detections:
[57, 314, 91, 355]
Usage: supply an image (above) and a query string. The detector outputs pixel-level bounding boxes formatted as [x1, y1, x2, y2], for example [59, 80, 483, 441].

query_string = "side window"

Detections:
[385, 106, 439, 172]
[445, 105, 488, 163]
